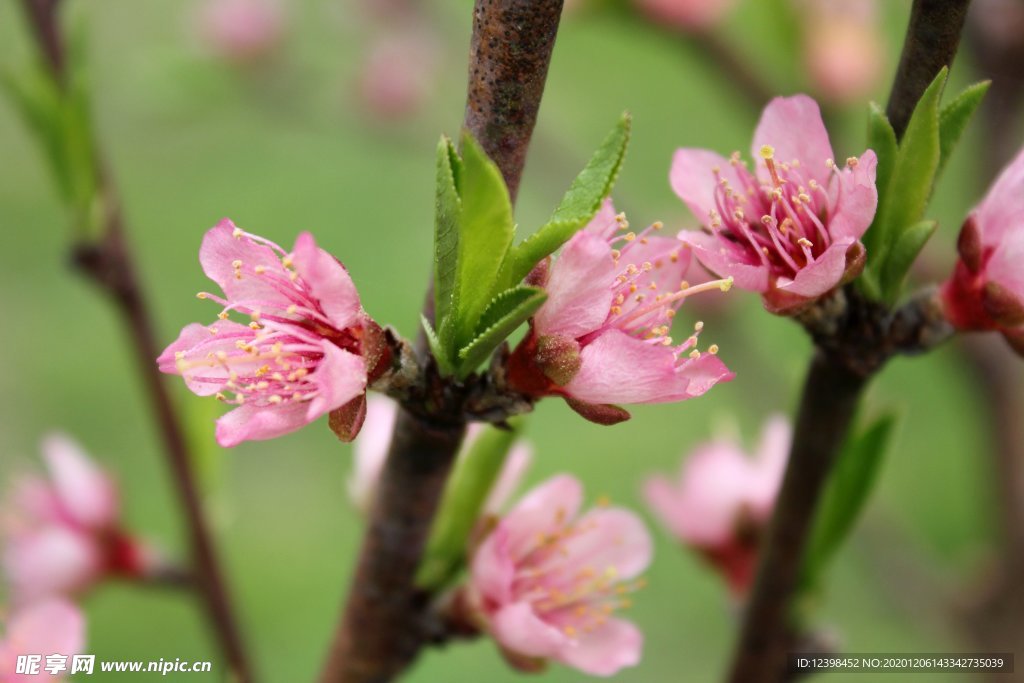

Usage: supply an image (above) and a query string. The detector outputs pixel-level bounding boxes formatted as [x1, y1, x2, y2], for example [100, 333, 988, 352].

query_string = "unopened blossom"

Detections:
[356, 29, 439, 121]
[349, 397, 532, 515]
[197, 0, 285, 65]
[643, 416, 790, 594]
[802, 0, 884, 105]
[632, 0, 736, 32]
[941, 147, 1024, 356]
[159, 220, 386, 447]
[467, 475, 652, 676]
[508, 201, 734, 423]
[2, 436, 149, 606]
[0, 599, 84, 682]
[673, 94, 878, 314]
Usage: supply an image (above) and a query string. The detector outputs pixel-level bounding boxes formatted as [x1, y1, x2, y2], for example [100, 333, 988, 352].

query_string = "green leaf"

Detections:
[448, 132, 515, 349]
[865, 68, 946, 290]
[861, 102, 897, 261]
[421, 315, 454, 376]
[433, 135, 462, 362]
[502, 114, 631, 288]
[417, 423, 522, 590]
[802, 413, 897, 588]
[455, 286, 547, 378]
[937, 81, 990, 177]
[879, 220, 938, 303]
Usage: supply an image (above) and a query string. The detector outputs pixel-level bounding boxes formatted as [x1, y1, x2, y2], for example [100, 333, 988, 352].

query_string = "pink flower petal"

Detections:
[671, 441, 756, 545]
[4, 527, 102, 606]
[974, 146, 1024, 246]
[533, 233, 616, 339]
[290, 232, 363, 331]
[157, 321, 255, 396]
[753, 95, 835, 187]
[777, 238, 852, 297]
[41, 434, 118, 530]
[307, 344, 368, 419]
[0, 599, 85, 672]
[748, 415, 792, 516]
[557, 617, 642, 676]
[986, 228, 1024, 298]
[541, 508, 652, 581]
[565, 330, 733, 404]
[582, 199, 621, 240]
[680, 232, 770, 292]
[490, 602, 568, 660]
[199, 219, 292, 308]
[471, 526, 516, 606]
[215, 401, 311, 447]
[501, 475, 583, 561]
[483, 442, 533, 515]
[670, 149, 744, 223]
[349, 396, 397, 512]
[828, 150, 878, 241]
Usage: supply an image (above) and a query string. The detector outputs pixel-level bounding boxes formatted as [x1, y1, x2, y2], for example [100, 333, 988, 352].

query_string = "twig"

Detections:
[17, 3, 255, 680]
[886, 0, 971, 139]
[317, 2, 562, 682]
[726, 3, 971, 677]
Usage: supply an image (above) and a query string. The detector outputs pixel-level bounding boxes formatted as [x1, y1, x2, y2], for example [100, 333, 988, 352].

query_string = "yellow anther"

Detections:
[218, 311, 229, 320]
[708, 344, 720, 355]
[281, 256, 293, 268]
[759, 144, 775, 160]
[846, 156, 859, 168]
[694, 321, 704, 331]
[689, 350, 701, 359]
[286, 305, 298, 315]
[232, 227, 243, 239]
[624, 232, 636, 242]
[797, 238, 814, 248]
[720, 276, 734, 292]
[254, 265, 266, 275]
[268, 395, 283, 404]
[197, 292, 208, 299]
[232, 259, 243, 269]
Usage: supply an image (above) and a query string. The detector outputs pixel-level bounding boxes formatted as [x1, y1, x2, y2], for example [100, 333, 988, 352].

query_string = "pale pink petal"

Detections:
[748, 416, 791, 516]
[828, 150, 878, 241]
[680, 232, 770, 292]
[974, 146, 1024, 246]
[672, 442, 754, 545]
[2, 599, 85, 670]
[987, 234, 1024, 298]
[501, 475, 583, 561]
[4, 527, 102, 605]
[290, 232, 363, 331]
[582, 199, 621, 240]
[483, 442, 533, 515]
[157, 321, 256, 396]
[490, 602, 568, 660]
[41, 434, 118, 529]
[557, 617, 642, 676]
[670, 149, 744, 223]
[199, 219, 295, 311]
[215, 401, 310, 447]
[6, 477, 63, 527]
[619, 235, 692, 292]
[349, 396, 397, 512]
[471, 526, 516, 606]
[540, 508, 652, 581]
[777, 238, 852, 297]
[306, 345, 368, 419]
[565, 330, 732, 404]
[534, 233, 616, 339]
[752, 95, 835, 187]
[642, 475, 689, 539]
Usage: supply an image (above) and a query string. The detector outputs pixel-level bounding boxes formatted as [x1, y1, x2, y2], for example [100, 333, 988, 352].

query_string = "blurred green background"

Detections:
[0, 0, 1013, 680]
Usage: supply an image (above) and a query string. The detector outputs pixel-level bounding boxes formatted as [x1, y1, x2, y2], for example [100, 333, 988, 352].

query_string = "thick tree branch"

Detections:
[886, 0, 972, 138]
[18, 3, 254, 680]
[318, 3, 562, 682]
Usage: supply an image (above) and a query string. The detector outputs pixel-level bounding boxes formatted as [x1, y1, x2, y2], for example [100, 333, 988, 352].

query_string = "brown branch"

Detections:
[17, 3, 255, 680]
[886, 0, 972, 139]
[318, 2, 562, 682]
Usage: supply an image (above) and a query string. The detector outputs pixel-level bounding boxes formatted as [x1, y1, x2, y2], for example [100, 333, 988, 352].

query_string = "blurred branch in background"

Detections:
[317, 2, 562, 682]
[725, 2, 970, 681]
[13, 1, 255, 680]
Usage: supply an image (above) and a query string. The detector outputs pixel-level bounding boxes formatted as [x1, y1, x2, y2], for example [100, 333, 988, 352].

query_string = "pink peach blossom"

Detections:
[941, 147, 1024, 356]
[802, 0, 885, 105]
[673, 95, 877, 313]
[159, 220, 385, 447]
[197, 0, 285, 65]
[2, 436, 145, 607]
[0, 599, 84, 681]
[349, 397, 532, 515]
[644, 416, 790, 594]
[468, 475, 652, 676]
[633, 0, 736, 32]
[508, 201, 734, 422]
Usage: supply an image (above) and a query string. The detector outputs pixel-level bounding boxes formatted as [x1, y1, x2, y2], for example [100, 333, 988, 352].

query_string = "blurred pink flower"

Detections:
[0, 599, 84, 682]
[508, 201, 734, 423]
[356, 29, 439, 121]
[673, 95, 877, 314]
[349, 397, 532, 515]
[159, 220, 387, 447]
[941, 147, 1024, 356]
[633, 0, 736, 32]
[643, 416, 790, 594]
[197, 0, 285, 65]
[2, 436, 146, 606]
[802, 0, 885, 105]
[467, 475, 651, 676]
